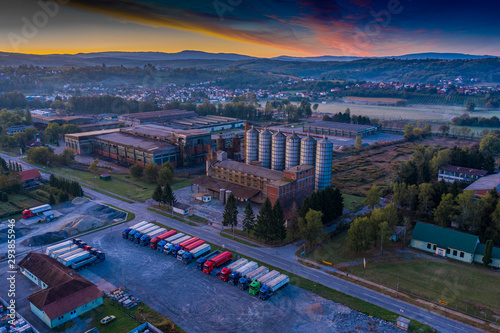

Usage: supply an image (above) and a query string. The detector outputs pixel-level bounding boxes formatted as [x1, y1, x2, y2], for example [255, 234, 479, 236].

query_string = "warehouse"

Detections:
[118, 109, 197, 124]
[165, 115, 245, 132]
[303, 121, 379, 138]
[65, 124, 211, 168]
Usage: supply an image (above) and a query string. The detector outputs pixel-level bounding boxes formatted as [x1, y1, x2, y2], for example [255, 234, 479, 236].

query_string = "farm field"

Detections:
[343, 96, 406, 104]
[315, 101, 500, 121]
[0, 193, 42, 218]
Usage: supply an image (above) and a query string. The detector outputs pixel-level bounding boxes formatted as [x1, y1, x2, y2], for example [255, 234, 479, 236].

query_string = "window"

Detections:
[460, 252, 465, 258]
[446, 248, 450, 254]
[453, 250, 457, 256]
[427, 243, 431, 249]
[433, 245, 436, 250]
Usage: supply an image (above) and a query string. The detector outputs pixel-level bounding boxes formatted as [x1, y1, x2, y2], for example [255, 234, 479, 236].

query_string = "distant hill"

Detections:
[386, 53, 498, 60]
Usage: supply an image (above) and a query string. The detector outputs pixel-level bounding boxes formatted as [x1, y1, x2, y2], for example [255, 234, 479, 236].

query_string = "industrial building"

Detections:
[438, 165, 488, 183]
[118, 109, 245, 132]
[244, 126, 333, 191]
[303, 121, 379, 138]
[64, 124, 211, 168]
[18, 253, 103, 328]
[192, 152, 314, 205]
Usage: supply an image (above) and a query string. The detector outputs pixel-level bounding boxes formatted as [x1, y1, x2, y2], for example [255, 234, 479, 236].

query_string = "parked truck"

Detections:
[57, 248, 84, 262]
[181, 244, 211, 264]
[238, 266, 269, 290]
[203, 251, 232, 275]
[150, 230, 176, 250]
[249, 270, 280, 296]
[166, 235, 191, 255]
[177, 239, 205, 261]
[134, 225, 161, 244]
[122, 221, 149, 239]
[128, 223, 153, 241]
[259, 274, 289, 300]
[219, 258, 248, 282]
[196, 250, 221, 270]
[159, 233, 185, 253]
[61, 251, 91, 267]
[70, 250, 106, 271]
[45, 240, 74, 256]
[22, 204, 52, 219]
[173, 237, 199, 257]
[50, 244, 79, 259]
[140, 228, 166, 247]
[228, 261, 258, 286]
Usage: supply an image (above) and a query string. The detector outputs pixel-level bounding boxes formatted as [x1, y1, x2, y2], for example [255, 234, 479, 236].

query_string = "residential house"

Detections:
[410, 222, 479, 263]
[18, 169, 42, 188]
[437, 165, 487, 183]
[18, 253, 103, 328]
[474, 243, 500, 268]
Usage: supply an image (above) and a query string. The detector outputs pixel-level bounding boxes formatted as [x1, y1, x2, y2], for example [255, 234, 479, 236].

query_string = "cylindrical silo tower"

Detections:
[271, 130, 286, 171]
[315, 136, 333, 191]
[300, 134, 316, 167]
[245, 126, 259, 164]
[285, 133, 301, 169]
[258, 129, 272, 169]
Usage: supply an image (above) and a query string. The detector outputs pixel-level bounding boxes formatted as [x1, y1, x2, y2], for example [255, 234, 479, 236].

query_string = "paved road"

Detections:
[1, 152, 485, 333]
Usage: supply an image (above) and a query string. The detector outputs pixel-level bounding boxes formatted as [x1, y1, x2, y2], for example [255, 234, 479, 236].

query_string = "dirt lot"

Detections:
[77, 230, 404, 333]
[331, 136, 477, 196]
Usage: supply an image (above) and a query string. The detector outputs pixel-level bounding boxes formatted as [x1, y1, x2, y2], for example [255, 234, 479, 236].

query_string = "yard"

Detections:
[0, 193, 42, 219]
[342, 193, 365, 213]
[305, 231, 500, 319]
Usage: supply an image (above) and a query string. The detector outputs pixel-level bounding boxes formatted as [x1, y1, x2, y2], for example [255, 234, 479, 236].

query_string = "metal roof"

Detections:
[411, 222, 479, 253]
[440, 165, 488, 177]
[305, 121, 377, 131]
[213, 160, 284, 180]
[475, 243, 500, 259]
[465, 173, 500, 191]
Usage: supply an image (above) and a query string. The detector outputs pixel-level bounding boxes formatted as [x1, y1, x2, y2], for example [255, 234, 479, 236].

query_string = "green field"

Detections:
[0, 193, 42, 218]
[342, 194, 365, 212]
[32, 163, 192, 202]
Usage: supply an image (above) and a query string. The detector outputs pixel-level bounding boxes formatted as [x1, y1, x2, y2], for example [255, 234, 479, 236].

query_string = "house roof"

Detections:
[439, 165, 488, 177]
[18, 169, 42, 182]
[18, 253, 102, 320]
[475, 243, 500, 259]
[465, 173, 500, 191]
[411, 222, 479, 253]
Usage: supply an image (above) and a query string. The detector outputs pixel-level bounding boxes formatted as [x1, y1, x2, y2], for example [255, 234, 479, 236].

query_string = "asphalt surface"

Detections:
[0, 152, 485, 333]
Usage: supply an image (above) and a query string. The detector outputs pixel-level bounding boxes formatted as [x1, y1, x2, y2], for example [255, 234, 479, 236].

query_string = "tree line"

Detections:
[452, 113, 500, 127]
[322, 108, 371, 125]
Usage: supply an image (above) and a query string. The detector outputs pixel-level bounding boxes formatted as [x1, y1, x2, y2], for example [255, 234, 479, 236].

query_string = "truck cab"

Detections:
[196, 257, 208, 270]
[122, 228, 132, 239]
[219, 267, 232, 282]
[249, 281, 261, 296]
[163, 243, 174, 254]
[202, 261, 215, 274]
[259, 285, 271, 300]
[238, 277, 249, 290]
[171, 245, 182, 257]
[176, 250, 185, 260]
[157, 240, 167, 252]
[228, 272, 241, 285]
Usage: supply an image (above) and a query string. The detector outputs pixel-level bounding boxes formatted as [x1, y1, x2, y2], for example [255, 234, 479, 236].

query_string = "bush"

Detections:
[1, 192, 8, 202]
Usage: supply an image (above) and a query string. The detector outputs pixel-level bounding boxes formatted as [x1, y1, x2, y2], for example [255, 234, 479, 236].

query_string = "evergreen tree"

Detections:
[222, 193, 238, 233]
[242, 201, 255, 236]
[49, 194, 55, 205]
[271, 200, 287, 242]
[254, 197, 273, 242]
[287, 202, 300, 238]
[162, 184, 175, 207]
[299, 209, 323, 244]
[0, 157, 7, 173]
[152, 184, 163, 205]
[1, 192, 8, 202]
[483, 240, 493, 266]
[25, 109, 32, 125]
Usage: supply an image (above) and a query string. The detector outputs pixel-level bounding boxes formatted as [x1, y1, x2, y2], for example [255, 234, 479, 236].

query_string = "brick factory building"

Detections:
[192, 152, 314, 205]
[303, 121, 379, 138]
[118, 109, 198, 125]
[64, 124, 211, 168]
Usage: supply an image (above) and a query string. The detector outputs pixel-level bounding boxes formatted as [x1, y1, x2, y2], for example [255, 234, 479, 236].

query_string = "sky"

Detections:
[0, 0, 499, 57]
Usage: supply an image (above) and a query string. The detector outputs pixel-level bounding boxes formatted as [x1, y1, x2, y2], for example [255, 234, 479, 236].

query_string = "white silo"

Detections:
[315, 136, 333, 190]
[285, 133, 301, 169]
[245, 126, 259, 164]
[300, 134, 316, 167]
[258, 129, 272, 169]
[271, 130, 286, 171]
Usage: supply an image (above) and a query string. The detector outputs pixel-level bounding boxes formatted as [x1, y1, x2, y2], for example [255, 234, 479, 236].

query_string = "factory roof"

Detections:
[213, 160, 284, 180]
[465, 173, 500, 191]
[95, 131, 176, 152]
[65, 128, 120, 138]
[305, 121, 377, 131]
[122, 124, 209, 139]
[284, 164, 314, 173]
[440, 165, 488, 177]
[192, 175, 260, 200]
[118, 109, 197, 120]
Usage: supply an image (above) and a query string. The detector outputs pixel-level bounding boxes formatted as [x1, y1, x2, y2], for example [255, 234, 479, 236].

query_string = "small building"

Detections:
[100, 173, 111, 181]
[6, 125, 35, 136]
[473, 243, 500, 268]
[192, 193, 212, 202]
[397, 316, 410, 331]
[464, 173, 500, 196]
[18, 169, 42, 188]
[303, 121, 379, 138]
[410, 222, 479, 263]
[438, 165, 488, 183]
[18, 253, 103, 328]
[390, 226, 406, 242]
[173, 202, 190, 215]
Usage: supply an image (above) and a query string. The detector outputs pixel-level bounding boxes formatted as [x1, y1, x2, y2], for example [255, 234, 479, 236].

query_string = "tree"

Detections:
[242, 201, 255, 236]
[158, 162, 174, 186]
[287, 202, 300, 238]
[49, 194, 55, 205]
[480, 134, 500, 155]
[404, 124, 415, 141]
[466, 101, 475, 112]
[61, 124, 79, 134]
[482, 240, 493, 266]
[271, 200, 287, 242]
[152, 184, 163, 205]
[393, 182, 408, 208]
[298, 209, 323, 244]
[434, 193, 455, 227]
[144, 164, 159, 183]
[365, 184, 382, 209]
[456, 190, 476, 230]
[88, 158, 100, 174]
[45, 123, 61, 143]
[418, 183, 434, 213]
[222, 193, 238, 234]
[162, 184, 176, 207]
[58, 191, 69, 203]
[24, 109, 32, 125]
[254, 198, 273, 242]
[379, 221, 391, 254]
[130, 163, 144, 179]
[313, 103, 319, 111]
[354, 136, 363, 150]
[348, 217, 371, 252]
[1, 192, 8, 202]
[60, 148, 75, 165]
[439, 125, 450, 137]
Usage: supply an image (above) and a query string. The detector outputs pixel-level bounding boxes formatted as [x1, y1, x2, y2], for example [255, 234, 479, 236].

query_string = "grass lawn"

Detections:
[220, 231, 259, 247]
[0, 193, 42, 218]
[342, 193, 365, 212]
[221, 227, 285, 246]
[305, 232, 362, 264]
[147, 207, 198, 226]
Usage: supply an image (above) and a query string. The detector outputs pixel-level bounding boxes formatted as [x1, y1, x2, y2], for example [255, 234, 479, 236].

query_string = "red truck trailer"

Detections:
[184, 239, 205, 252]
[150, 230, 176, 250]
[178, 237, 199, 249]
[203, 251, 232, 274]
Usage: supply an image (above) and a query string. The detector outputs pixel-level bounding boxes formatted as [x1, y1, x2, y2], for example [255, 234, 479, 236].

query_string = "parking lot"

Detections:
[77, 228, 403, 333]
